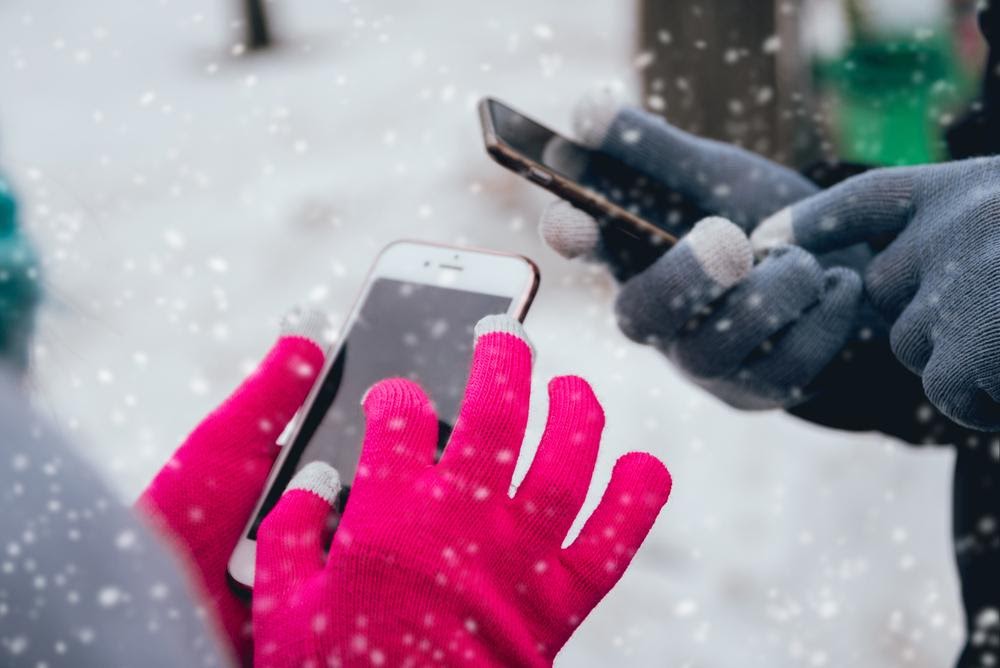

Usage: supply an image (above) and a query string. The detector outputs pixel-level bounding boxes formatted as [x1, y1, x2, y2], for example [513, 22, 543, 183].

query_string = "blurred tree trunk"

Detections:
[243, 0, 272, 50]
[638, 0, 825, 168]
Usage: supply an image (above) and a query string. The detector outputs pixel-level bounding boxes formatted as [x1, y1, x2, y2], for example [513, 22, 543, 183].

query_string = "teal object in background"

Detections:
[0, 175, 41, 370]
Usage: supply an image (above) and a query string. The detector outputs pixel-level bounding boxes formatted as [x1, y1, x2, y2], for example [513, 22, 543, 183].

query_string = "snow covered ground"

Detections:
[0, 0, 963, 665]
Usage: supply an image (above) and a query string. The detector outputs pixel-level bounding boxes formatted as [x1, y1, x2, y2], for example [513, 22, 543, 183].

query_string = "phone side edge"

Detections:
[478, 98, 677, 248]
[477, 96, 500, 150]
[226, 248, 394, 590]
[511, 254, 540, 322]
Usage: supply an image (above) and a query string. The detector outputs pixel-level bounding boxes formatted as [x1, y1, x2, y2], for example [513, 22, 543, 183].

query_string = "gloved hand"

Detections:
[750, 159, 1000, 668]
[540, 89, 866, 412]
[537, 93, 1000, 668]
[253, 314, 672, 667]
[752, 157, 1000, 431]
[136, 310, 326, 663]
[552, 85, 820, 240]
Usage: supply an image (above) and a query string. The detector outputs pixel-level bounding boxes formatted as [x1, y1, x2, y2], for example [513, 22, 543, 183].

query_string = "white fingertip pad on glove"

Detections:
[474, 313, 528, 342]
[286, 461, 342, 505]
[685, 216, 754, 289]
[474, 313, 535, 359]
[572, 82, 627, 148]
[540, 200, 602, 259]
[281, 307, 330, 347]
[750, 207, 795, 257]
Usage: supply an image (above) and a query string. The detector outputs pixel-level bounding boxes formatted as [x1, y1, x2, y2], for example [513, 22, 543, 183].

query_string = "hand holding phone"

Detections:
[251, 314, 672, 668]
[228, 241, 539, 589]
[489, 90, 869, 420]
[480, 96, 684, 279]
[479, 90, 819, 279]
[137, 322, 326, 663]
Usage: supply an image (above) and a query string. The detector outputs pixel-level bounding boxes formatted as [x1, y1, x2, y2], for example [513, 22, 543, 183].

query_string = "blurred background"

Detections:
[0, 0, 990, 665]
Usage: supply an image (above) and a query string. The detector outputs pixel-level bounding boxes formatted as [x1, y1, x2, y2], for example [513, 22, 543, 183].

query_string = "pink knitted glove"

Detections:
[137, 316, 325, 664]
[253, 314, 672, 667]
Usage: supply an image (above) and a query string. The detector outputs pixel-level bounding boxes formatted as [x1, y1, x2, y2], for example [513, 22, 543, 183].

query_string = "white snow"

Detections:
[0, 0, 962, 666]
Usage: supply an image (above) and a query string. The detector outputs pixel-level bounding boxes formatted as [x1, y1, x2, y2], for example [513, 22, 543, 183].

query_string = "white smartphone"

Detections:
[227, 240, 539, 589]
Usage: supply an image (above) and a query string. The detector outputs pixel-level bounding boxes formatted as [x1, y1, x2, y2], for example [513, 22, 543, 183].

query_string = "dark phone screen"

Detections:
[248, 278, 511, 539]
[486, 99, 694, 230]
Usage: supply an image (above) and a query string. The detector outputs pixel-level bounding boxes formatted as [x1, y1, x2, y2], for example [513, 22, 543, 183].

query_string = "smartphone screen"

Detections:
[485, 98, 701, 232]
[246, 278, 512, 539]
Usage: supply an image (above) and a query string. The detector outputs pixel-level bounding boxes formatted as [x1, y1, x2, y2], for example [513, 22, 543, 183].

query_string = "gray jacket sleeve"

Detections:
[0, 370, 229, 667]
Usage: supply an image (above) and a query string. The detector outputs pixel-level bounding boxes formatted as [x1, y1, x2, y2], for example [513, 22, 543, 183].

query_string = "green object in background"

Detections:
[818, 30, 975, 166]
[0, 175, 41, 371]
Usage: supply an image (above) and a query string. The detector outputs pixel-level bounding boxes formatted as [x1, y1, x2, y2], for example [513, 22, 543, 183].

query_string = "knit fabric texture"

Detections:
[137, 333, 325, 663]
[252, 315, 672, 667]
[541, 97, 867, 412]
[754, 157, 1000, 430]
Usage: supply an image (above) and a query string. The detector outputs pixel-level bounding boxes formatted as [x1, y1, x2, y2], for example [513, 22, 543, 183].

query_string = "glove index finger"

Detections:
[256, 462, 341, 591]
[437, 314, 533, 496]
[751, 168, 914, 257]
[615, 216, 752, 345]
[190, 310, 326, 456]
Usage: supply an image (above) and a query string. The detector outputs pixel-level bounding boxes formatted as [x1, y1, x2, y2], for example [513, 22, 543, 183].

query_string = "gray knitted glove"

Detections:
[540, 89, 863, 411]
[753, 157, 1000, 430]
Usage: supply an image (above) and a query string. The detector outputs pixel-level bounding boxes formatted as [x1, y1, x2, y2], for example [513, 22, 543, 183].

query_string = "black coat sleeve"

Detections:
[947, 0, 1000, 157]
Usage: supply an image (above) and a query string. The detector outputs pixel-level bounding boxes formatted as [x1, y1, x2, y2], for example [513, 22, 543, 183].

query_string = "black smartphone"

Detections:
[479, 97, 702, 277]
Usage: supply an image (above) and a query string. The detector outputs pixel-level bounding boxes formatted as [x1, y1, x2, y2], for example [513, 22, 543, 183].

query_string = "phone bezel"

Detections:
[478, 96, 677, 248]
[227, 240, 539, 590]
